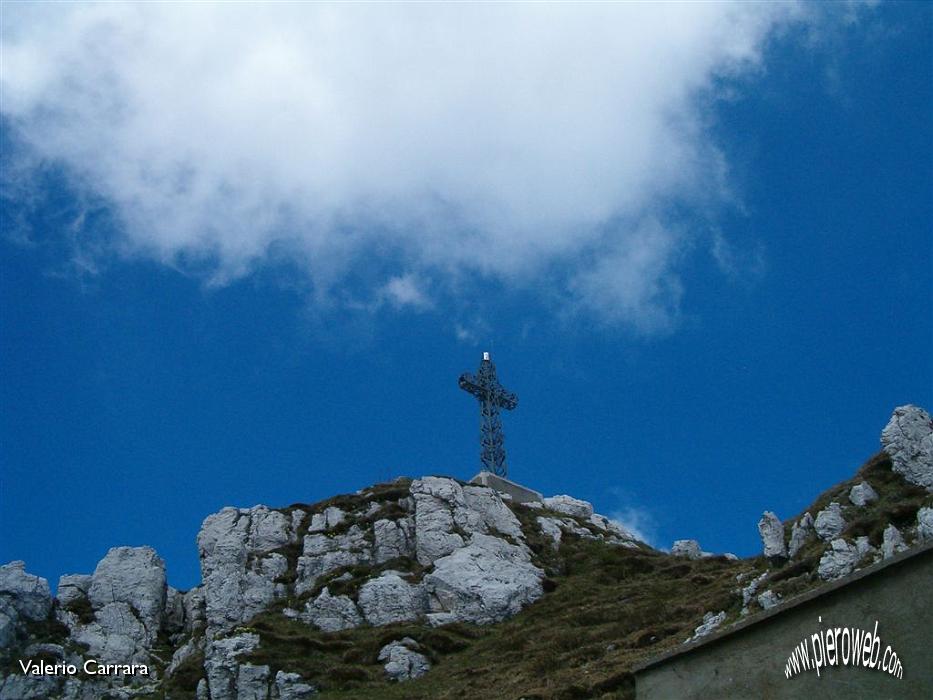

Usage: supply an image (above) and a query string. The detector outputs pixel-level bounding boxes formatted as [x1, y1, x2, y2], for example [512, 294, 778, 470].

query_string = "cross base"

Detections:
[469, 471, 543, 504]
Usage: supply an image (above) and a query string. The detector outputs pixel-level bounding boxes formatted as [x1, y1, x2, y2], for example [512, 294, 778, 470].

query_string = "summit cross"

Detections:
[459, 352, 518, 478]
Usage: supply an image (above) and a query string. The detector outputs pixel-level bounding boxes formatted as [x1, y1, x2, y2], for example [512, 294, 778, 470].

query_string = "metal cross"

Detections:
[459, 352, 518, 477]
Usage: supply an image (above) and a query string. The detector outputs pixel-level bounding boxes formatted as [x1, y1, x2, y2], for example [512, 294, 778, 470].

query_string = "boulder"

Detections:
[882, 524, 907, 560]
[424, 533, 543, 625]
[671, 540, 706, 560]
[848, 481, 879, 507]
[56, 574, 92, 608]
[687, 611, 726, 642]
[300, 587, 362, 631]
[814, 503, 846, 541]
[543, 495, 594, 519]
[357, 572, 425, 626]
[757, 590, 780, 610]
[788, 513, 814, 558]
[817, 539, 861, 580]
[378, 638, 431, 681]
[274, 670, 318, 699]
[757, 512, 786, 559]
[881, 405, 933, 490]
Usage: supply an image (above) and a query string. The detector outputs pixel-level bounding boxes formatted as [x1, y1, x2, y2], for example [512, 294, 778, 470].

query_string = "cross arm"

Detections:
[496, 389, 518, 411]
[458, 373, 485, 398]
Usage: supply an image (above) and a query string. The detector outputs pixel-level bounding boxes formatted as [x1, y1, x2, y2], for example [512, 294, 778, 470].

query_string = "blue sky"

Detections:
[1, 3, 931, 591]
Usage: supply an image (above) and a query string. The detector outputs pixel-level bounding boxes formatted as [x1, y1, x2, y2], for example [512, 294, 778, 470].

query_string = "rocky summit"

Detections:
[1, 405, 931, 700]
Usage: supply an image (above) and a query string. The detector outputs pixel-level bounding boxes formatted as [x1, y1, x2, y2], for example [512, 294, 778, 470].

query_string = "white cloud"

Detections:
[1, 2, 851, 330]
[378, 273, 432, 311]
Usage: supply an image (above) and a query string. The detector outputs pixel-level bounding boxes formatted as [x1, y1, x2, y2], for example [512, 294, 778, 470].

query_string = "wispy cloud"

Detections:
[1, 3, 864, 331]
[609, 505, 659, 548]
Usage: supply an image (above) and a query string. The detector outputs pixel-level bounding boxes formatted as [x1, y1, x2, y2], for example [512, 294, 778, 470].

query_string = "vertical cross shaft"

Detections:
[459, 352, 518, 477]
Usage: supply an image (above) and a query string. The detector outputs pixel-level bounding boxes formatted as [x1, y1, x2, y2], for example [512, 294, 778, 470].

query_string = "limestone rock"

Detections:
[0, 561, 52, 650]
[87, 546, 166, 642]
[73, 601, 151, 664]
[536, 516, 563, 549]
[788, 513, 814, 558]
[814, 503, 846, 541]
[462, 485, 525, 540]
[543, 495, 594, 519]
[198, 506, 297, 631]
[757, 590, 780, 610]
[357, 571, 425, 626]
[741, 572, 768, 611]
[237, 663, 272, 700]
[881, 405, 933, 490]
[0, 561, 52, 622]
[166, 636, 202, 678]
[274, 670, 318, 699]
[757, 512, 786, 559]
[588, 513, 636, 542]
[917, 506, 933, 540]
[296, 525, 372, 595]
[817, 539, 861, 580]
[671, 540, 706, 560]
[183, 585, 207, 635]
[687, 611, 726, 642]
[56, 574, 92, 608]
[882, 524, 907, 560]
[204, 632, 261, 700]
[411, 477, 469, 565]
[300, 587, 362, 631]
[308, 507, 345, 533]
[373, 518, 414, 563]
[424, 533, 543, 625]
[378, 638, 431, 681]
[848, 481, 879, 507]
[0, 674, 60, 700]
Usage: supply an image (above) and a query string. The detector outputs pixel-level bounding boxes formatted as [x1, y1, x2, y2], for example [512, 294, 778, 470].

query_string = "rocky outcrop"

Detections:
[543, 495, 593, 519]
[198, 506, 299, 632]
[87, 546, 166, 641]
[814, 503, 846, 541]
[0, 561, 52, 648]
[357, 572, 425, 626]
[881, 405, 933, 490]
[300, 587, 363, 632]
[757, 590, 780, 610]
[671, 540, 707, 560]
[816, 537, 874, 581]
[788, 512, 814, 558]
[687, 611, 726, 642]
[378, 638, 431, 681]
[423, 533, 543, 626]
[848, 481, 878, 507]
[757, 512, 786, 559]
